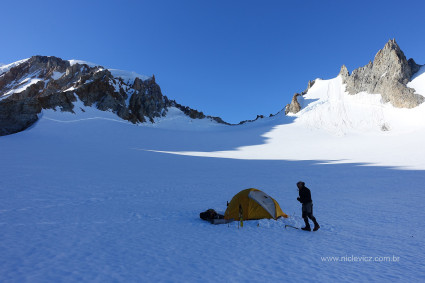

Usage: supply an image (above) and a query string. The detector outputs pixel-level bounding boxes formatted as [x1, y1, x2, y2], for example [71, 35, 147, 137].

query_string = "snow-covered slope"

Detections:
[153, 69, 425, 169]
[1, 55, 425, 282]
[41, 99, 226, 131]
[1, 91, 425, 281]
[407, 65, 425, 98]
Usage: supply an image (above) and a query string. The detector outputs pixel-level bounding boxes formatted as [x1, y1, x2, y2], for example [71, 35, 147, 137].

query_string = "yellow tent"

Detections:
[224, 188, 288, 220]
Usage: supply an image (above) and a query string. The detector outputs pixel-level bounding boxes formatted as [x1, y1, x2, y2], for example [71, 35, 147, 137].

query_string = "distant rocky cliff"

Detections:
[286, 39, 423, 114]
[0, 56, 227, 136]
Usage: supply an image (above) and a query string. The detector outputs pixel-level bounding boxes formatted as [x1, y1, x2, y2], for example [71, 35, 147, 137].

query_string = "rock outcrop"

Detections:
[238, 114, 265, 125]
[0, 56, 228, 136]
[284, 79, 315, 115]
[0, 97, 41, 135]
[283, 39, 423, 116]
[284, 93, 302, 115]
[341, 39, 423, 108]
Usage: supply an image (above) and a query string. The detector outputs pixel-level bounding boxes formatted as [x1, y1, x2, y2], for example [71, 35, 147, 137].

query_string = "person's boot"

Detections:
[301, 218, 311, 231]
[301, 224, 311, 231]
[313, 220, 320, 231]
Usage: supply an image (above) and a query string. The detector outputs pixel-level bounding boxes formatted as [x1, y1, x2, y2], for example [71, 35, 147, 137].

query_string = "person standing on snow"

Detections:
[297, 181, 320, 231]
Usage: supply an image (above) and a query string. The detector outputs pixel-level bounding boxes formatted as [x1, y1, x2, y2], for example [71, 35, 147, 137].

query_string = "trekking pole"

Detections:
[225, 209, 230, 228]
[239, 204, 243, 228]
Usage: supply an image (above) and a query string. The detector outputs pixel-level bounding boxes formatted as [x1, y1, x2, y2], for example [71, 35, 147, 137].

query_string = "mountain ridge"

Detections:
[0, 56, 227, 135]
[0, 39, 423, 136]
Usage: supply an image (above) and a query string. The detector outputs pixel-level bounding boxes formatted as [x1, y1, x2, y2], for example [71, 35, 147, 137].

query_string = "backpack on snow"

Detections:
[200, 209, 219, 220]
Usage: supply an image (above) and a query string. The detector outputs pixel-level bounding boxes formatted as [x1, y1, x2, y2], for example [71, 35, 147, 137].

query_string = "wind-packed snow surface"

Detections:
[1, 68, 425, 282]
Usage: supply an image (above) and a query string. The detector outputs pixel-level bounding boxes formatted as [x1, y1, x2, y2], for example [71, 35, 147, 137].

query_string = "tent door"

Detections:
[248, 190, 276, 219]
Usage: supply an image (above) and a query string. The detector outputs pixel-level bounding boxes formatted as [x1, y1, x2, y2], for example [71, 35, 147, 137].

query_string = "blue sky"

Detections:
[1, 0, 424, 123]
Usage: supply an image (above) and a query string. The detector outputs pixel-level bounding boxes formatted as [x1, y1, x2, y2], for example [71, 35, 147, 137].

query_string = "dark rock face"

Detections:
[238, 114, 265, 125]
[0, 56, 227, 136]
[408, 58, 421, 74]
[0, 98, 41, 136]
[168, 100, 227, 124]
[129, 77, 168, 123]
[342, 39, 423, 108]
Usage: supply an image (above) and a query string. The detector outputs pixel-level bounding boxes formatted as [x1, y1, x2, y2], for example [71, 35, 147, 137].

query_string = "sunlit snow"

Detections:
[152, 72, 425, 170]
[1, 62, 425, 282]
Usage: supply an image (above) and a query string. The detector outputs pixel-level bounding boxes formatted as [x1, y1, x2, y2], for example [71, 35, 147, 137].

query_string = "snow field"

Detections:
[152, 69, 425, 170]
[1, 115, 425, 282]
[1, 62, 425, 282]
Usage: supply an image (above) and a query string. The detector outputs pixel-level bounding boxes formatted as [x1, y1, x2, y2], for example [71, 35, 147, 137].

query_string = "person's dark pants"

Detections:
[302, 202, 319, 228]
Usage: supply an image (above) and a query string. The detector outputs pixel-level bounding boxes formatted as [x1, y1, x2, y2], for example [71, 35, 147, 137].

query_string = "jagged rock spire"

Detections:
[339, 65, 349, 78]
[373, 38, 413, 84]
[341, 39, 423, 108]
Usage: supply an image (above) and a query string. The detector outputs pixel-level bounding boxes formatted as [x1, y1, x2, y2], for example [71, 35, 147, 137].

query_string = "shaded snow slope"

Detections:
[41, 99, 226, 131]
[0, 113, 424, 282]
[153, 74, 425, 169]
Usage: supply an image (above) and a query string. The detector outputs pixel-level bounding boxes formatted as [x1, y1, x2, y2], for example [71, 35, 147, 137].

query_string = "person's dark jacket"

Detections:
[297, 185, 312, 204]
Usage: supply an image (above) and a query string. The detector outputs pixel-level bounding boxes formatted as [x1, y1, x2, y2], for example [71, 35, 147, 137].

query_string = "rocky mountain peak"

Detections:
[0, 56, 227, 136]
[372, 38, 413, 84]
[283, 39, 423, 116]
[341, 40, 423, 108]
[381, 38, 399, 51]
